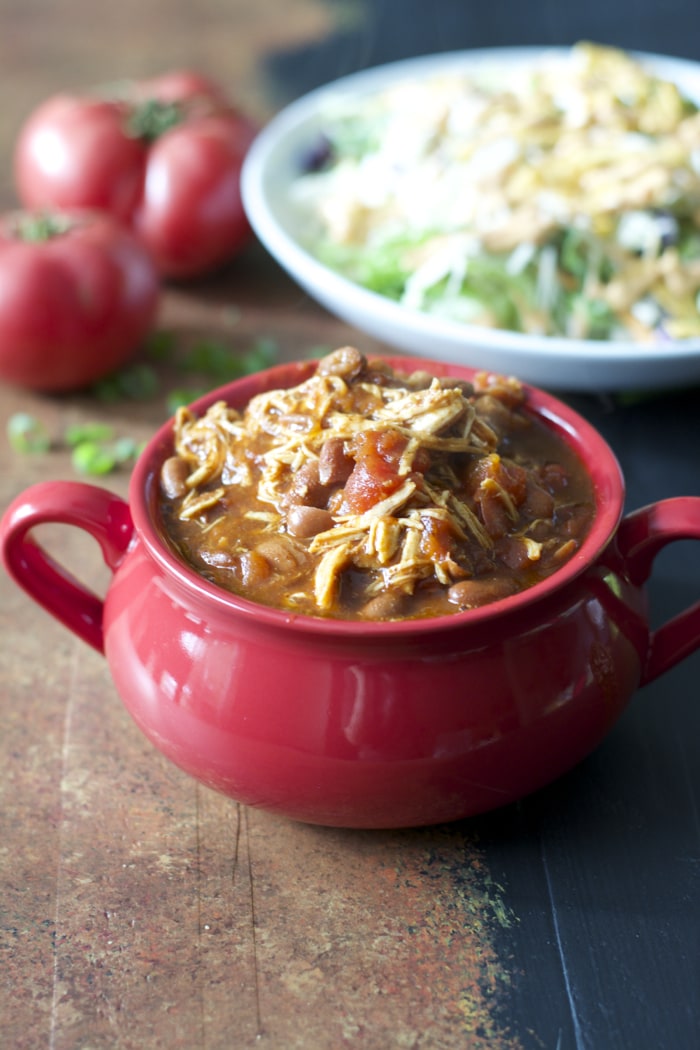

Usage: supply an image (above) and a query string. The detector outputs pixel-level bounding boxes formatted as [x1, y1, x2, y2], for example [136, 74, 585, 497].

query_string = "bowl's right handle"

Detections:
[0, 480, 134, 654]
[616, 496, 700, 685]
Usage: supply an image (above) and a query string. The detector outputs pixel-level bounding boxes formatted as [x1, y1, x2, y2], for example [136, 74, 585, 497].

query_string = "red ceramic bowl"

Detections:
[2, 356, 700, 828]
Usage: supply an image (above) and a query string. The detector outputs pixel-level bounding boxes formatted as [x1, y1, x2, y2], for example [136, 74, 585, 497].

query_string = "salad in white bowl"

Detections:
[242, 43, 700, 391]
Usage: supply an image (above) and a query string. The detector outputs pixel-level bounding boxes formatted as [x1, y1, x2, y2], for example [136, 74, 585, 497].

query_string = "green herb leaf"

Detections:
[92, 374, 127, 402]
[181, 340, 238, 378]
[111, 437, 143, 464]
[241, 337, 279, 372]
[166, 387, 209, 414]
[181, 336, 279, 383]
[92, 361, 160, 402]
[305, 344, 334, 359]
[116, 362, 160, 400]
[7, 413, 51, 453]
[64, 422, 115, 447]
[145, 329, 177, 361]
[71, 442, 117, 476]
[70, 433, 143, 476]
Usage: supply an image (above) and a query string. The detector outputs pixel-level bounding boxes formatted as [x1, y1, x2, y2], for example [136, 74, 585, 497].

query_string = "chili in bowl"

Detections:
[158, 347, 595, 621]
[2, 350, 700, 828]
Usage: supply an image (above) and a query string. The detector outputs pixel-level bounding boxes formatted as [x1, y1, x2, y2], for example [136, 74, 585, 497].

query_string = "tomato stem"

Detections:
[126, 99, 183, 141]
[14, 212, 72, 242]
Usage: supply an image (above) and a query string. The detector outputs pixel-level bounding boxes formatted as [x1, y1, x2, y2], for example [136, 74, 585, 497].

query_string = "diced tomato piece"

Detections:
[419, 515, 455, 561]
[466, 454, 528, 502]
[339, 429, 408, 513]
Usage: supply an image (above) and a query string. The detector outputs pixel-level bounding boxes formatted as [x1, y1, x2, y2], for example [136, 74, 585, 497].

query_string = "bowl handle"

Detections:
[616, 496, 700, 685]
[0, 480, 134, 654]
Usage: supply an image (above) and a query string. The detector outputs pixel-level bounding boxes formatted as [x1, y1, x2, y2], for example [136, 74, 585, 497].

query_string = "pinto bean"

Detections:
[472, 394, 516, 434]
[473, 373, 525, 409]
[239, 549, 272, 587]
[286, 505, 334, 538]
[538, 462, 571, 494]
[553, 539, 579, 562]
[359, 588, 407, 621]
[406, 370, 434, 390]
[284, 460, 332, 509]
[362, 360, 395, 385]
[479, 492, 511, 539]
[439, 377, 474, 396]
[326, 489, 345, 515]
[160, 455, 190, 499]
[447, 577, 517, 610]
[256, 536, 308, 576]
[497, 537, 533, 572]
[200, 548, 236, 568]
[558, 504, 593, 539]
[318, 436, 353, 486]
[316, 346, 366, 380]
[522, 481, 555, 519]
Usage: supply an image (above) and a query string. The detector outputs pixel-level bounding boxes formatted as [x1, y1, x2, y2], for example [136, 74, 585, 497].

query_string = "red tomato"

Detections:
[15, 96, 146, 221]
[135, 113, 253, 277]
[0, 210, 160, 392]
[14, 71, 256, 279]
[130, 70, 229, 107]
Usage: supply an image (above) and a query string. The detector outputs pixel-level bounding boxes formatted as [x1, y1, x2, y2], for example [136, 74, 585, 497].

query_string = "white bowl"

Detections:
[241, 47, 700, 393]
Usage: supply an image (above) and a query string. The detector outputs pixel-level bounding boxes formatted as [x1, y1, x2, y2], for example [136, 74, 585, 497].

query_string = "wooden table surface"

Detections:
[1, 4, 699, 1049]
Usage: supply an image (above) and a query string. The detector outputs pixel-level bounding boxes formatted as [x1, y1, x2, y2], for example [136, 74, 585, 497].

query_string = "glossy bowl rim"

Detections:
[129, 354, 625, 637]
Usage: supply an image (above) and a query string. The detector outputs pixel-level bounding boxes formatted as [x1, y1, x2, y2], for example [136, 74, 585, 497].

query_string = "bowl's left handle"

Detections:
[0, 480, 134, 654]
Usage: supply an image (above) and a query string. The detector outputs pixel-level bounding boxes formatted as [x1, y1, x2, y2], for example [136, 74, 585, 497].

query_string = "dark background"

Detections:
[266, 0, 700, 102]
